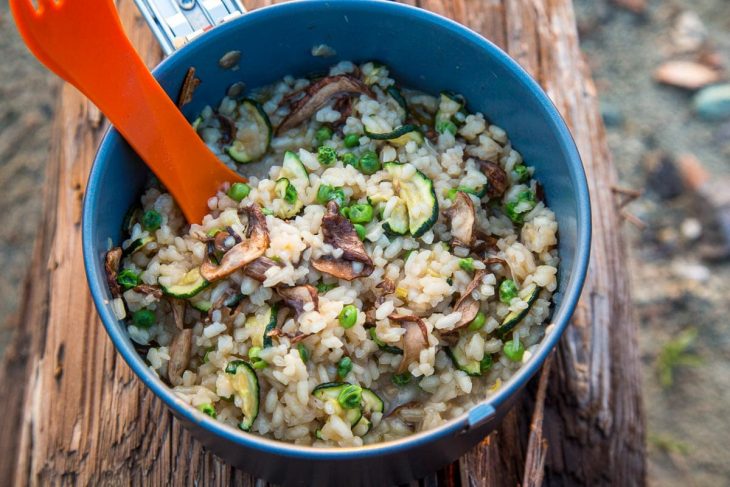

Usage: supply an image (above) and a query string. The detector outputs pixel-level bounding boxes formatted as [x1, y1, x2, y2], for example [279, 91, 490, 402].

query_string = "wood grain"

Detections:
[0, 0, 645, 485]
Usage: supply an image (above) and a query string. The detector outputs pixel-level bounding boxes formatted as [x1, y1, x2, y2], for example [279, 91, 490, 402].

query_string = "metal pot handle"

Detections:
[133, 0, 246, 55]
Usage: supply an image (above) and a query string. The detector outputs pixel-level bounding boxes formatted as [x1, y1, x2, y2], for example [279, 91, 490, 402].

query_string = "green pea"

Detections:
[317, 146, 337, 165]
[142, 210, 162, 231]
[116, 269, 140, 290]
[391, 373, 411, 387]
[338, 305, 358, 329]
[316, 184, 335, 205]
[132, 308, 156, 329]
[197, 403, 217, 419]
[467, 311, 487, 331]
[341, 152, 358, 168]
[315, 126, 333, 145]
[353, 223, 366, 241]
[337, 384, 362, 409]
[503, 337, 525, 362]
[330, 188, 347, 207]
[297, 343, 310, 363]
[348, 204, 374, 224]
[513, 165, 530, 183]
[358, 151, 381, 175]
[436, 119, 458, 135]
[458, 258, 474, 272]
[337, 356, 353, 378]
[343, 133, 361, 148]
[499, 279, 519, 304]
[227, 182, 251, 202]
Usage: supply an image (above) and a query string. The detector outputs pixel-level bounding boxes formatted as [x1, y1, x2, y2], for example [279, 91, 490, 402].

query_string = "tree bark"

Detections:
[0, 0, 645, 485]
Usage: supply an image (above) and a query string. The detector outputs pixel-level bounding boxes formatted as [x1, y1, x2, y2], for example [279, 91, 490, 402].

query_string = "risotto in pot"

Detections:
[104, 61, 559, 447]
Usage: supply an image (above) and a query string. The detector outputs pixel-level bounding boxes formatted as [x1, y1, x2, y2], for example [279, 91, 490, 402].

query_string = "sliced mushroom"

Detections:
[276, 285, 319, 317]
[267, 328, 312, 344]
[167, 329, 193, 386]
[376, 278, 396, 295]
[214, 230, 237, 253]
[170, 299, 186, 330]
[242, 256, 279, 282]
[472, 229, 498, 254]
[132, 284, 164, 300]
[444, 191, 476, 248]
[216, 114, 235, 145]
[478, 160, 508, 199]
[312, 201, 374, 280]
[311, 257, 373, 281]
[177, 67, 200, 108]
[276, 75, 374, 134]
[389, 315, 429, 375]
[104, 247, 123, 297]
[452, 269, 486, 330]
[200, 205, 270, 282]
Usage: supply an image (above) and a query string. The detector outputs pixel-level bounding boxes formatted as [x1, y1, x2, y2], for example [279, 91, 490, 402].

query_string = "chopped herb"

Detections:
[505, 190, 536, 223]
[436, 119, 458, 135]
[142, 210, 162, 231]
[513, 164, 530, 182]
[337, 356, 353, 378]
[316, 282, 338, 293]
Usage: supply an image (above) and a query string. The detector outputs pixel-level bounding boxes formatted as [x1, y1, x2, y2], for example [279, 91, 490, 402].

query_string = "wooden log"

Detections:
[0, 0, 645, 485]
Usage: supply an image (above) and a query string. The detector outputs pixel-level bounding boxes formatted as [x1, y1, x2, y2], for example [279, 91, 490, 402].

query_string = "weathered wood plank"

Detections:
[0, 0, 645, 485]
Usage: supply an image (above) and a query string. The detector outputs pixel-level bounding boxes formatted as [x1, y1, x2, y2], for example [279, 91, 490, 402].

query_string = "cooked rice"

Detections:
[112, 61, 559, 447]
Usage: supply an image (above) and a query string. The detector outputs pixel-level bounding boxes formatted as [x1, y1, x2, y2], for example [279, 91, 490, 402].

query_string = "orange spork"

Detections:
[10, 0, 245, 223]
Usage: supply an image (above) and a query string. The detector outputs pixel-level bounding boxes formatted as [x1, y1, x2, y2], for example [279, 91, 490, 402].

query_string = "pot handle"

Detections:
[133, 0, 246, 55]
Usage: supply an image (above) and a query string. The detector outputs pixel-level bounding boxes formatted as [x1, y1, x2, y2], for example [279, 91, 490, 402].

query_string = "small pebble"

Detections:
[680, 218, 702, 240]
[600, 100, 624, 127]
[693, 84, 730, 122]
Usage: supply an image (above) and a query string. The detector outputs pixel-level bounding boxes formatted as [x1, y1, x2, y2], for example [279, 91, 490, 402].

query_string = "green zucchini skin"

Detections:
[160, 267, 210, 299]
[312, 382, 363, 426]
[497, 284, 540, 337]
[383, 162, 438, 238]
[227, 99, 272, 164]
[368, 328, 403, 354]
[225, 360, 260, 431]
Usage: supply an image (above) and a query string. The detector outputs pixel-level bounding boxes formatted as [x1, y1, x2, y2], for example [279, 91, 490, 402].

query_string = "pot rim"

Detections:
[83, 0, 591, 460]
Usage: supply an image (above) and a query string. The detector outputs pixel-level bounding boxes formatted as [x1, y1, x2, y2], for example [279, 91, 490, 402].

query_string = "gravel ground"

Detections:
[1, 0, 729, 483]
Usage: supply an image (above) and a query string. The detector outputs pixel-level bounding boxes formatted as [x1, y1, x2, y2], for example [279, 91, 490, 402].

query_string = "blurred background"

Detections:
[0, 0, 727, 484]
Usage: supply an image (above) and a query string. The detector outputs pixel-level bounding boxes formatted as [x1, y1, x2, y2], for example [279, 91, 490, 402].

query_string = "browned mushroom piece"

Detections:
[104, 247, 123, 297]
[276, 75, 374, 134]
[452, 269, 486, 330]
[267, 328, 312, 344]
[216, 114, 235, 145]
[389, 314, 429, 375]
[177, 67, 200, 108]
[200, 205, 270, 282]
[242, 256, 279, 282]
[312, 201, 374, 281]
[213, 230, 237, 253]
[132, 284, 164, 299]
[472, 229, 498, 254]
[376, 278, 396, 295]
[167, 328, 193, 385]
[276, 285, 319, 317]
[478, 160, 508, 199]
[443, 191, 476, 248]
[170, 298, 186, 330]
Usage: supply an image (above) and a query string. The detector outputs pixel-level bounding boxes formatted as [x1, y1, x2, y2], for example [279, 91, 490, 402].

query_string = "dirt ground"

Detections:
[0, 0, 728, 484]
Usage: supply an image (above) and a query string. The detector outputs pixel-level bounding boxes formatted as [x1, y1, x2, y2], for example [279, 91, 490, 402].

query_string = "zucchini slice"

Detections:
[368, 328, 403, 355]
[383, 162, 439, 237]
[273, 177, 304, 219]
[123, 235, 154, 257]
[382, 198, 409, 236]
[244, 304, 278, 348]
[226, 99, 272, 163]
[446, 334, 493, 377]
[387, 86, 408, 113]
[353, 387, 385, 436]
[278, 151, 309, 193]
[435, 91, 468, 133]
[191, 300, 212, 313]
[225, 360, 260, 431]
[364, 124, 424, 147]
[160, 267, 209, 299]
[497, 283, 540, 337]
[312, 382, 363, 426]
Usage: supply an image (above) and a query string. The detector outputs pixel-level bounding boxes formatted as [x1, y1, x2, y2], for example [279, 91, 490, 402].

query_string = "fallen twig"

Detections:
[620, 208, 647, 230]
[611, 185, 642, 208]
[522, 353, 554, 487]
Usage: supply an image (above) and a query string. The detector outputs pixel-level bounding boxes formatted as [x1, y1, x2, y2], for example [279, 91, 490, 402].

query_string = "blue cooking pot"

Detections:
[82, 0, 591, 484]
